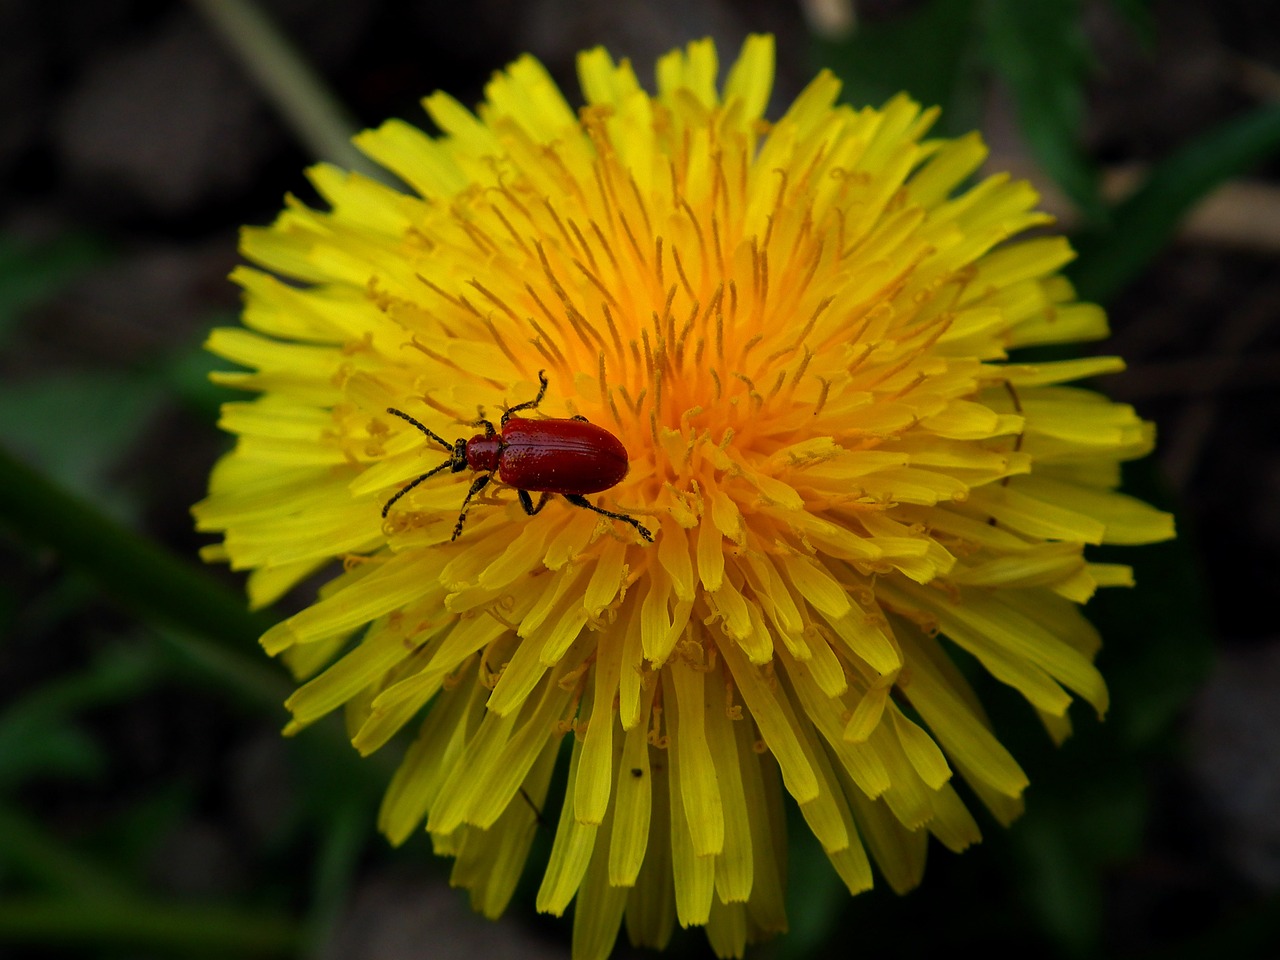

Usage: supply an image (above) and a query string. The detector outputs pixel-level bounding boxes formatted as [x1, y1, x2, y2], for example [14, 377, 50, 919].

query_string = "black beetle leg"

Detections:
[518, 490, 551, 516]
[452, 473, 492, 540]
[466, 417, 497, 437]
[563, 493, 654, 542]
[502, 370, 549, 425]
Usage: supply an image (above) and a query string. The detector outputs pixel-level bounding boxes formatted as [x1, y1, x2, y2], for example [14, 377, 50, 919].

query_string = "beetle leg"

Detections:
[382, 458, 456, 518]
[518, 490, 550, 516]
[563, 493, 654, 542]
[386, 408, 456, 453]
[466, 417, 497, 437]
[501, 370, 549, 425]
[452, 473, 492, 540]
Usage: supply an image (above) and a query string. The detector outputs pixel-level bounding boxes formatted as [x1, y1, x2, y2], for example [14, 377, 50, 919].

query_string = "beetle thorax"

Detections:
[465, 434, 503, 472]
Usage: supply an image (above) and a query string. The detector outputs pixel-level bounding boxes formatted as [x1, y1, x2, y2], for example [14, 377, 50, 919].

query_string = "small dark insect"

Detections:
[383, 371, 654, 542]
[630, 767, 644, 778]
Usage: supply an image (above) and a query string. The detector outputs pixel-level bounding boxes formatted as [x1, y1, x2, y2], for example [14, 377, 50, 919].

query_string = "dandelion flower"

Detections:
[194, 34, 1175, 959]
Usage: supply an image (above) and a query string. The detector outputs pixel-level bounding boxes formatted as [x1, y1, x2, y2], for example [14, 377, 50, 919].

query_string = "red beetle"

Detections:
[383, 371, 653, 542]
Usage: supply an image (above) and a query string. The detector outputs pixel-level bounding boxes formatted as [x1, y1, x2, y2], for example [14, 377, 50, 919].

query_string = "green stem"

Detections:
[0, 443, 273, 652]
[188, 0, 393, 184]
[0, 896, 300, 955]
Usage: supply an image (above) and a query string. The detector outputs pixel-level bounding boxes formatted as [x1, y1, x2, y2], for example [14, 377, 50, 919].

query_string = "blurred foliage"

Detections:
[0, 644, 157, 790]
[0, 236, 104, 349]
[3, 0, 1280, 957]
[814, 0, 1109, 217]
[982, 0, 1103, 219]
[814, 0, 987, 133]
[0, 372, 167, 524]
[160, 333, 245, 425]
[1072, 103, 1280, 302]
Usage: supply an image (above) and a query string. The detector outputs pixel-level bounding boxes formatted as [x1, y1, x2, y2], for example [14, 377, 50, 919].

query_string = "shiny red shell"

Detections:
[465, 417, 629, 494]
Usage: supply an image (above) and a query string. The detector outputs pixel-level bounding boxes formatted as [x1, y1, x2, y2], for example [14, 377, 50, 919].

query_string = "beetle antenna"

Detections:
[386, 407, 455, 453]
[382, 460, 455, 518]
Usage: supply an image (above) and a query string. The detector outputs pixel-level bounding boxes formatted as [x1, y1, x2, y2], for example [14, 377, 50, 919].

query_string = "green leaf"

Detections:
[0, 723, 103, 790]
[1009, 759, 1147, 958]
[93, 785, 200, 885]
[0, 443, 276, 657]
[0, 373, 167, 524]
[1071, 103, 1280, 303]
[987, 468, 1208, 955]
[149, 627, 292, 711]
[0, 805, 133, 901]
[152, 329, 243, 426]
[813, 0, 985, 131]
[1087, 464, 1213, 750]
[1107, 0, 1156, 47]
[0, 234, 104, 346]
[773, 804, 848, 960]
[983, 0, 1104, 219]
[0, 645, 162, 789]
[302, 800, 371, 957]
[0, 896, 300, 955]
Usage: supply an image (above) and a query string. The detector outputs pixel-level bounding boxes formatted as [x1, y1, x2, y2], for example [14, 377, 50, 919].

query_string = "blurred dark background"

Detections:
[1, 0, 1278, 957]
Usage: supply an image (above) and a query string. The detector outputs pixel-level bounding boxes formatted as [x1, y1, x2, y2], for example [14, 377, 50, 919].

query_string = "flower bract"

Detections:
[194, 34, 1175, 960]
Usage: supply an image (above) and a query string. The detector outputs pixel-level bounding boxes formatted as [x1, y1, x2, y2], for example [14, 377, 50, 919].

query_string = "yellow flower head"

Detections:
[194, 35, 1174, 960]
